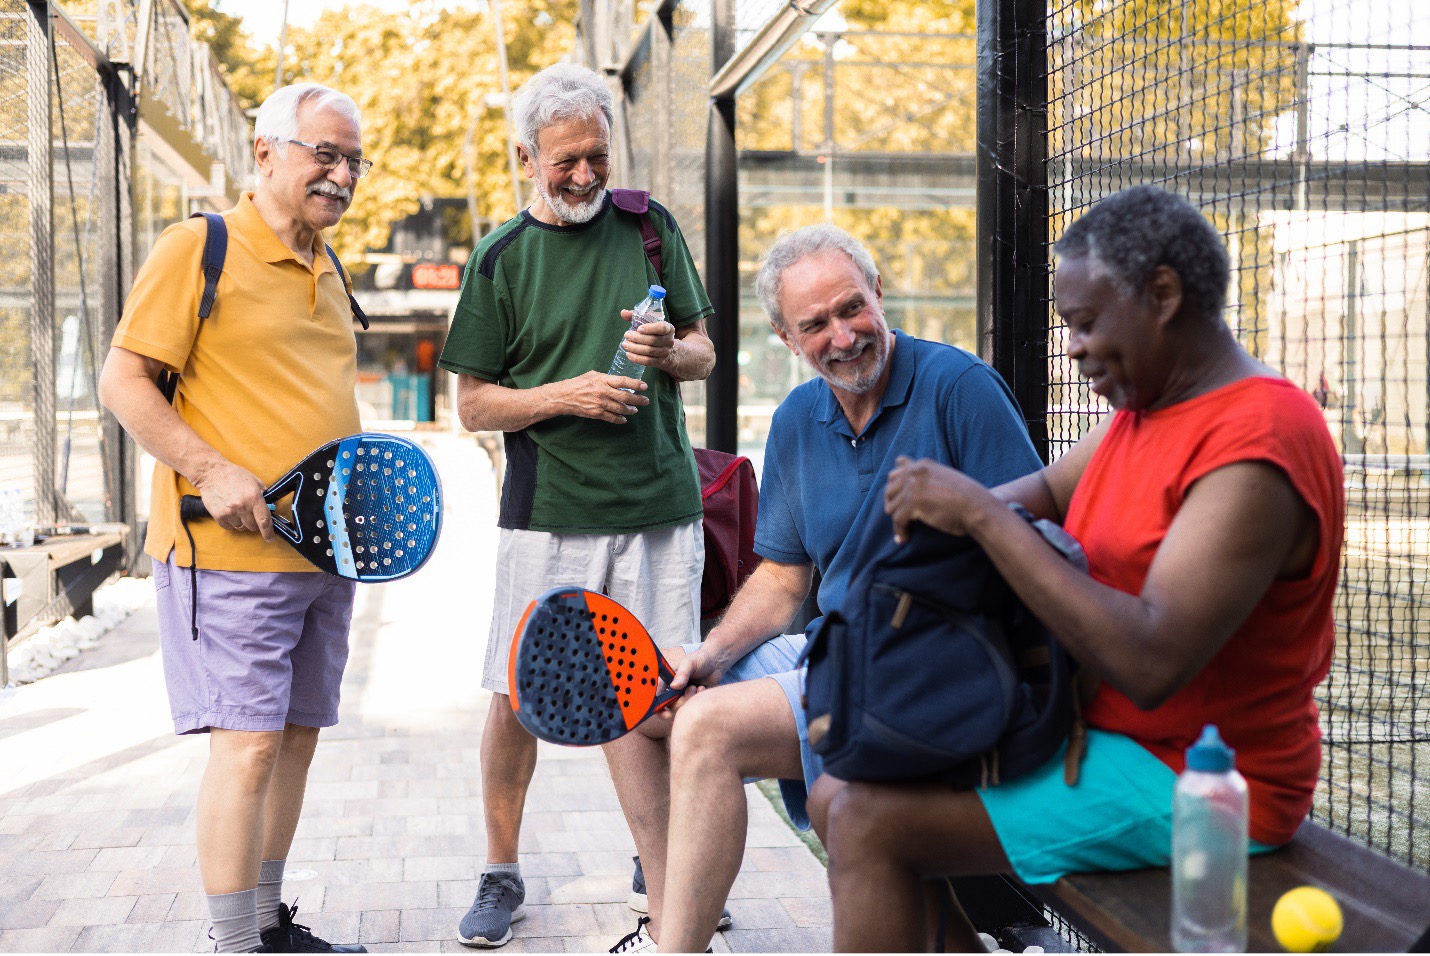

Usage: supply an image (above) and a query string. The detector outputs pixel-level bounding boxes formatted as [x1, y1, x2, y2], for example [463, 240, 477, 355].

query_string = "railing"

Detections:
[133, 0, 249, 191]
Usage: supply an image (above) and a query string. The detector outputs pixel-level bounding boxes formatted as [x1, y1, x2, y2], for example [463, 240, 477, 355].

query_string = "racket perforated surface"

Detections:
[508, 587, 678, 746]
[180, 432, 442, 581]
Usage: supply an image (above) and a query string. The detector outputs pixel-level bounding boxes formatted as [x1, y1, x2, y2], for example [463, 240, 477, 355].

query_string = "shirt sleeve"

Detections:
[650, 203, 714, 329]
[946, 363, 1044, 487]
[753, 412, 811, 564]
[439, 252, 510, 382]
[111, 221, 205, 373]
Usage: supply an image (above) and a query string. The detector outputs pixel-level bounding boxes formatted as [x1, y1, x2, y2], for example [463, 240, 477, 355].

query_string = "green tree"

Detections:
[278, 1, 577, 258]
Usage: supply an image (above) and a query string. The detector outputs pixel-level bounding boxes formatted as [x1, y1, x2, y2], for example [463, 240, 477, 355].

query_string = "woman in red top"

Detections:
[810, 186, 1344, 952]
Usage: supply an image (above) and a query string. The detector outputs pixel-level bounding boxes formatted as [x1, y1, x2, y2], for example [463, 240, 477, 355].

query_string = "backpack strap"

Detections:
[191, 211, 227, 319]
[324, 243, 370, 330]
[157, 212, 229, 401]
[610, 187, 663, 278]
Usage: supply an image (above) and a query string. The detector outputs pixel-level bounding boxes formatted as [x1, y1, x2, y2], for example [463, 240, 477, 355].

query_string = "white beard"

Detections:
[535, 178, 606, 225]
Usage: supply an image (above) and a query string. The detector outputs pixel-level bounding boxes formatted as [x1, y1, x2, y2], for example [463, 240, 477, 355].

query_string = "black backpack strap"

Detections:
[325, 243, 369, 330]
[610, 187, 663, 278]
[190, 211, 227, 320]
[159, 212, 228, 402]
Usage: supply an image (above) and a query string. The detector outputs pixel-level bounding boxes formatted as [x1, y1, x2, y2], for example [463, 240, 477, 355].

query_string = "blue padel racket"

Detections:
[508, 587, 679, 746]
[179, 433, 442, 581]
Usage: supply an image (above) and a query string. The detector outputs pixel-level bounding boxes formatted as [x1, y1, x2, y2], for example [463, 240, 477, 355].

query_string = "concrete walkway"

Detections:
[0, 434, 832, 953]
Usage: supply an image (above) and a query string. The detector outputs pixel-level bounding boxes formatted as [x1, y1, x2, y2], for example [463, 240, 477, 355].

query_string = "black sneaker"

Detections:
[629, 856, 733, 930]
[260, 903, 367, 953]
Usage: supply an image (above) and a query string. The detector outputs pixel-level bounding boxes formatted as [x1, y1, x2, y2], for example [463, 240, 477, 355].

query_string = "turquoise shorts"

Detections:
[977, 729, 1277, 884]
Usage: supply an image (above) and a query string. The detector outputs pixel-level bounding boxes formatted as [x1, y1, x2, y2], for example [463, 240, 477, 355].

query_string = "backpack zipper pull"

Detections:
[891, 591, 913, 628]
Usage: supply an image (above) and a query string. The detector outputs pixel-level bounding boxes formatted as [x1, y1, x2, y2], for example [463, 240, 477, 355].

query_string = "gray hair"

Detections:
[755, 224, 880, 329]
[1054, 185, 1230, 322]
[254, 83, 361, 162]
[511, 63, 614, 155]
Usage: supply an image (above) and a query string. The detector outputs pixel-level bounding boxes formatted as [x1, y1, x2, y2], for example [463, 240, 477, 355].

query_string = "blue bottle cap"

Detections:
[1185, 724, 1235, 772]
[648, 285, 667, 299]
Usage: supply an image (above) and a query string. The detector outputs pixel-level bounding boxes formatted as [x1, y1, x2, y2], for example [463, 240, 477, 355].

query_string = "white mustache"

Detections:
[309, 183, 352, 202]
[828, 342, 868, 363]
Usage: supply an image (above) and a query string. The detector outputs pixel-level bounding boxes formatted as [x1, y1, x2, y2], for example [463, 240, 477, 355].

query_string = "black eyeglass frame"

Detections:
[284, 138, 374, 179]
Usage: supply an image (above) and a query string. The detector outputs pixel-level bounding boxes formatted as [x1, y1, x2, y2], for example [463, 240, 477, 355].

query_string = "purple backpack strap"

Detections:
[610, 187, 662, 278]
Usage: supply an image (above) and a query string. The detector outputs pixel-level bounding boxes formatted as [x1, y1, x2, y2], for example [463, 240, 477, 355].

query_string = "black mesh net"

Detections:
[1044, 0, 1430, 869]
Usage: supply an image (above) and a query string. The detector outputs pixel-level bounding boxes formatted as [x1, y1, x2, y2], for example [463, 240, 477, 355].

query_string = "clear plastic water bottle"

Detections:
[1172, 724, 1248, 953]
[607, 285, 667, 389]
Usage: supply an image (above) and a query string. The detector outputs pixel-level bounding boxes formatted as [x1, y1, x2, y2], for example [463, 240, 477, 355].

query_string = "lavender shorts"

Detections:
[153, 553, 357, 735]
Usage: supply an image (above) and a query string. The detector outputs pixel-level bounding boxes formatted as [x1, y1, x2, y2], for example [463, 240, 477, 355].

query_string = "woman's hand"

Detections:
[884, 456, 999, 544]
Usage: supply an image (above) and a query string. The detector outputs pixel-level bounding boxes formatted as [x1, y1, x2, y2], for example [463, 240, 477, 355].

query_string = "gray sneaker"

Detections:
[630, 856, 733, 930]
[458, 873, 526, 948]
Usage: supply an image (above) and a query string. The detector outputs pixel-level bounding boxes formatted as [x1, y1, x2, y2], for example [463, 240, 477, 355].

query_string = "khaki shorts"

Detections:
[481, 521, 703, 694]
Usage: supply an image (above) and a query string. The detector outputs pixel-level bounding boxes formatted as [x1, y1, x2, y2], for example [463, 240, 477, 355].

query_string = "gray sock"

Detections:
[207, 887, 260, 954]
[257, 859, 286, 933]
[483, 861, 521, 880]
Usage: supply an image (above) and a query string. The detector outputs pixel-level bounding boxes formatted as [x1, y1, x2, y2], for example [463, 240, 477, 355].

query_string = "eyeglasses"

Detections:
[284, 139, 373, 179]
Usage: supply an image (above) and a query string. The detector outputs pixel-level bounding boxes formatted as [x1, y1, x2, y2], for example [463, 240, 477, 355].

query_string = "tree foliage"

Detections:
[278, 1, 576, 258]
[190, 1, 575, 258]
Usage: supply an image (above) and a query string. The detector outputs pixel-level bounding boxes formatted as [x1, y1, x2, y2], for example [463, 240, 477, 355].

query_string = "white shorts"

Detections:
[481, 521, 704, 694]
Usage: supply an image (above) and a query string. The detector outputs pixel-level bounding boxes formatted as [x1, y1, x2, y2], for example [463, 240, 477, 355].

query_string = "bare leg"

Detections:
[602, 728, 674, 937]
[261, 723, 321, 861]
[659, 679, 805, 953]
[814, 777, 1012, 952]
[481, 693, 538, 864]
[196, 729, 283, 894]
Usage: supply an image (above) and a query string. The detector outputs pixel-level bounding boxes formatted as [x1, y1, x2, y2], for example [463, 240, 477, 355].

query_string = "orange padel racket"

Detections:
[508, 587, 679, 746]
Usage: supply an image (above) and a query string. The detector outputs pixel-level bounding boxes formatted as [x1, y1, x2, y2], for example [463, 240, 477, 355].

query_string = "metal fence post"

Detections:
[977, 0, 1050, 463]
[705, 0, 738, 453]
[27, 0, 56, 527]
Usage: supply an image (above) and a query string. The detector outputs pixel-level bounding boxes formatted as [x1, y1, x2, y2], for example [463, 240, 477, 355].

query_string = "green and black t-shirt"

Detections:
[439, 194, 712, 534]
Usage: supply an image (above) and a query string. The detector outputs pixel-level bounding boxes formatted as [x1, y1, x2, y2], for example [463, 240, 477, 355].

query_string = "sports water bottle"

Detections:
[608, 285, 667, 389]
[1172, 724, 1248, 952]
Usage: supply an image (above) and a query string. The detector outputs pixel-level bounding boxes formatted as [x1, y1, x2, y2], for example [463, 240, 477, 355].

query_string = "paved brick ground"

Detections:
[0, 435, 831, 953]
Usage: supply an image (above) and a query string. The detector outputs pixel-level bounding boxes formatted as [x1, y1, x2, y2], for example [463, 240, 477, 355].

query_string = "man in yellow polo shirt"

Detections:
[99, 83, 370, 954]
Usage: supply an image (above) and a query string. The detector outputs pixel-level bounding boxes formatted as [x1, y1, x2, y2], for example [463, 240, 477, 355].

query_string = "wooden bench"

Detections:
[1010, 822, 1430, 952]
[1, 529, 127, 686]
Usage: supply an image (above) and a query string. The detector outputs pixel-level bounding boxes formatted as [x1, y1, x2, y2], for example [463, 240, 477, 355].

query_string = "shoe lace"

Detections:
[474, 874, 512, 912]
[610, 917, 651, 953]
[278, 903, 324, 946]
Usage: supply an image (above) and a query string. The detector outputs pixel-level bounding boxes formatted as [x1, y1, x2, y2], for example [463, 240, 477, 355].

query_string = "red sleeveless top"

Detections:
[1065, 377, 1344, 845]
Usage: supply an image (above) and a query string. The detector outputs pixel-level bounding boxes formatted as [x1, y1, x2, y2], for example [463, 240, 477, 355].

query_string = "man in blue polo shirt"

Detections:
[604, 224, 1042, 953]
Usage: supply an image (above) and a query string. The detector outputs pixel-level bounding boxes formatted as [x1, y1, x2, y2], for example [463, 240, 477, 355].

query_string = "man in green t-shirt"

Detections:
[437, 63, 716, 949]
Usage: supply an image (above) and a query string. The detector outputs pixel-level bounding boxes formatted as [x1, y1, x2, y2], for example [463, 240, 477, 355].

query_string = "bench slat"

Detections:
[1027, 822, 1430, 952]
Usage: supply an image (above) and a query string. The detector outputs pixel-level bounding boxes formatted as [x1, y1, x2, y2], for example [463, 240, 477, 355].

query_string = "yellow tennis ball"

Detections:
[1271, 886, 1343, 953]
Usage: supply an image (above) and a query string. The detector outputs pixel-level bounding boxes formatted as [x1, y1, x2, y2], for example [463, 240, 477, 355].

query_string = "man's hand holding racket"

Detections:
[191, 458, 274, 541]
[635, 643, 728, 736]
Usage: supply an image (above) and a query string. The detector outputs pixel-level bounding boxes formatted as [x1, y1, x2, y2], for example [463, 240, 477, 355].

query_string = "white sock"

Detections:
[257, 859, 286, 933]
[484, 861, 521, 880]
[207, 888, 260, 953]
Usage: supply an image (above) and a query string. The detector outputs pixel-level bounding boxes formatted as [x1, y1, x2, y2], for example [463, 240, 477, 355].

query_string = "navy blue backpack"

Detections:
[801, 504, 1093, 789]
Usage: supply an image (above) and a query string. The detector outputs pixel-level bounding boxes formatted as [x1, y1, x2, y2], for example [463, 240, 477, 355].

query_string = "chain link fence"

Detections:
[0, 0, 119, 527]
[1042, 0, 1430, 869]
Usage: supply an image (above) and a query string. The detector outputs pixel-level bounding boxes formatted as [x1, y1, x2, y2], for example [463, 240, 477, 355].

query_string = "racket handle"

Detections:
[179, 495, 211, 521]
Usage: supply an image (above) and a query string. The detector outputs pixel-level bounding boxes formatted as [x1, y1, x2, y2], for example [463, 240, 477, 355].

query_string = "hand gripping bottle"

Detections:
[1172, 724, 1249, 952]
[608, 285, 667, 389]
